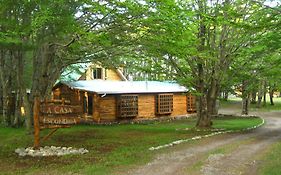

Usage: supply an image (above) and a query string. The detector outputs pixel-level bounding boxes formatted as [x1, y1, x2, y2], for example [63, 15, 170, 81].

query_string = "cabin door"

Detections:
[83, 96, 87, 114]
[87, 95, 93, 115]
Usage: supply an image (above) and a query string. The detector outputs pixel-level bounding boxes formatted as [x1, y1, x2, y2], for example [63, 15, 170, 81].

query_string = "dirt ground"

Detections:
[127, 104, 281, 175]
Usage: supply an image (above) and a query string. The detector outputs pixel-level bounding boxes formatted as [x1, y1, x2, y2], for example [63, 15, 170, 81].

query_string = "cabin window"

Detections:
[117, 95, 138, 118]
[187, 94, 196, 112]
[93, 68, 102, 79]
[156, 94, 173, 114]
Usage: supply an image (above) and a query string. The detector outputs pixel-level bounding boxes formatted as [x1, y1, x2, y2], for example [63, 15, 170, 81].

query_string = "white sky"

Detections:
[264, 0, 280, 7]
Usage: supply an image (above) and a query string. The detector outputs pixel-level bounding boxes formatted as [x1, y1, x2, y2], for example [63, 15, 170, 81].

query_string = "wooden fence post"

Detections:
[33, 97, 40, 149]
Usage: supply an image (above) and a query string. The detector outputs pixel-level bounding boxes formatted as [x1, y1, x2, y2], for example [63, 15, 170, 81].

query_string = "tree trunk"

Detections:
[0, 50, 14, 126]
[251, 91, 257, 104]
[242, 96, 250, 115]
[28, 44, 64, 129]
[0, 79, 2, 123]
[207, 79, 219, 116]
[256, 80, 263, 108]
[2, 93, 11, 126]
[195, 0, 213, 128]
[196, 62, 212, 128]
[15, 48, 33, 132]
[241, 80, 249, 115]
[263, 81, 267, 106]
[196, 58, 210, 127]
[269, 86, 274, 106]
[13, 90, 21, 127]
[223, 91, 228, 101]
[14, 50, 28, 129]
[30, 44, 62, 99]
[196, 94, 212, 127]
[23, 94, 32, 133]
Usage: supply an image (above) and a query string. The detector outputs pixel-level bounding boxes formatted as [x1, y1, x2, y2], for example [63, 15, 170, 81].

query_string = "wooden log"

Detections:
[42, 99, 71, 105]
[41, 128, 59, 142]
[33, 97, 40, 149]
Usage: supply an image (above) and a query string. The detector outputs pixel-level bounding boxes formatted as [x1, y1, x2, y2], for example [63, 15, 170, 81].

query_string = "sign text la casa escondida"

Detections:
[40, 105, 75, 115]
[33, 98, 82, 149]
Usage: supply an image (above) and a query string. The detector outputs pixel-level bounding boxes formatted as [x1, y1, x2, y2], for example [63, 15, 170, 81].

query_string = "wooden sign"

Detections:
[40, 104, 82, 115]
[39, 104, 82, 126]
[33, 97, 82, 149]
[40, 116, 79, 125]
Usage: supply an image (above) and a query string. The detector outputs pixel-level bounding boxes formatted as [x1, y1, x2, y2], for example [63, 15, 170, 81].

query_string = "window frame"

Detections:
[156, 93, 173, 115]
[117, 95, 138, 118]
[186, 93, 196, 112]
[93, 68, 102, 79]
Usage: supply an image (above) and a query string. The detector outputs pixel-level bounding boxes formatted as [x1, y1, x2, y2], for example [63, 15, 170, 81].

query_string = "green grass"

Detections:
[212, 117, 262, 131]
[259, 141, 281, 175]
[0, 117, 263, 175]
[220, 96, 281, 111]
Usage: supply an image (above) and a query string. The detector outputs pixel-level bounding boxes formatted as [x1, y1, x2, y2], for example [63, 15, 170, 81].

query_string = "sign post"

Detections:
[33, 97, 82, 149]
[33, 97, 41, 149]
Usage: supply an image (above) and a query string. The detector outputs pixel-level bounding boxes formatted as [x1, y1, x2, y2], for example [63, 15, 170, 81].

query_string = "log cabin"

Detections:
[52, 80, 196, 122]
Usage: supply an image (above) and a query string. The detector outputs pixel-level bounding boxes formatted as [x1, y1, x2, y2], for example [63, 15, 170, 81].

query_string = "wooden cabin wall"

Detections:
[106, 69, 122, 81]
[137, 93, 189, 118]
[92, 93, 100, 122]
[172, 93, 188, 116]
[96, 94, 157, 121]
[137, 93, 188, 118]
[137, 94, 155, 118]
[85, 67, 92, 80]
[97, 93, 193, 121]
[98, 95, 116, 121]
[53, 85, 82, 105]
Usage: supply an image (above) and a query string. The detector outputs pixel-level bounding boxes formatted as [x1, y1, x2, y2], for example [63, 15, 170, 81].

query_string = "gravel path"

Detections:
[127, 106, 281, 175]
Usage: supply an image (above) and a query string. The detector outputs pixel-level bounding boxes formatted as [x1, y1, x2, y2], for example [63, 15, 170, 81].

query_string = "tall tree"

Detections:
[0, 0, 149, 130]
[123, 0, 280, 127]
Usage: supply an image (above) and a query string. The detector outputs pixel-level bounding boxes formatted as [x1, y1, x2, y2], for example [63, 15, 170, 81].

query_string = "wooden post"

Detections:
[33, 97, 40, 149]
[41, 128, 58, 142]
[93, 93, 100, 123]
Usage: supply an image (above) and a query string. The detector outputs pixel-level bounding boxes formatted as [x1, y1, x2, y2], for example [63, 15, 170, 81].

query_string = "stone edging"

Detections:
[15, 146, 89, 157]
[149, 117, 265, 151]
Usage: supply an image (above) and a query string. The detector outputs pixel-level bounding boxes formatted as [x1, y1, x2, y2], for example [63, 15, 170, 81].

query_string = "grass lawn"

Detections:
[0, 116, 262, 175]
[220, 96, 281, 111]
[258, 141, 281, 175]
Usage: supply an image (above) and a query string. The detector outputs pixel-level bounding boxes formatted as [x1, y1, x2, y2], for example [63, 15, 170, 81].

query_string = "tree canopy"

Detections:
[0, 0, 280, 128]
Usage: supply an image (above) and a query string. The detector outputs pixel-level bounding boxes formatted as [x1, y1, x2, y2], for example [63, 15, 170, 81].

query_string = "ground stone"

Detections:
[15, 146, 89, 157]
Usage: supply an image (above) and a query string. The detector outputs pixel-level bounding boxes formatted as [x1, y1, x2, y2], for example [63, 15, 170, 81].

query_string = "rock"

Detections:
[28, 150, 35, 154]
[15, 148, 24, 154]
[19, 152, 27, 157]
[15, 146, 89, 157]
[57, 152, 64, 156]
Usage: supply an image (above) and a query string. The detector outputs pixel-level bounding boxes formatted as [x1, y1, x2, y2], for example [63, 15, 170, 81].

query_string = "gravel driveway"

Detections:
[127, 106, 281, 175]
